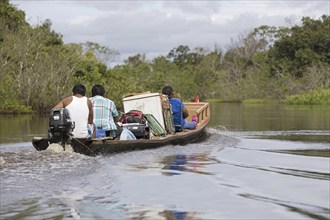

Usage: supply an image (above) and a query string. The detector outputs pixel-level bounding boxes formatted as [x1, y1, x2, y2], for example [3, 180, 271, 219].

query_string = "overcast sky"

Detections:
[11, 0, 330, 64]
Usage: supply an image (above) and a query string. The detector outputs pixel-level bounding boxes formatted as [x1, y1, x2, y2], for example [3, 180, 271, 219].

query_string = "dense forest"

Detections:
[1, 0, 329, 113]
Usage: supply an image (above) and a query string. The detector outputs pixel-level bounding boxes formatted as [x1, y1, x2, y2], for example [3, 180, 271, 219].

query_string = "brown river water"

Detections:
[0, 103, 329, 220]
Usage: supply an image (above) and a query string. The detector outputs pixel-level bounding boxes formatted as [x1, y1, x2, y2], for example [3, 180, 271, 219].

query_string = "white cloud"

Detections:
[10, 0, 330, 63]
[69, 15, 94, 25]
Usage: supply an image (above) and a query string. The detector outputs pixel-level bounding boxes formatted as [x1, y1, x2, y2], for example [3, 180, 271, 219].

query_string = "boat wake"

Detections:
[46, 143, 75, 153]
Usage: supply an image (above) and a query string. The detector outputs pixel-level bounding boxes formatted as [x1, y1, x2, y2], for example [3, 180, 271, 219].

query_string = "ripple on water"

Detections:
[1, 128, 329, 219]
[0, 143, 102, 208]
[223, 129, 330, 143]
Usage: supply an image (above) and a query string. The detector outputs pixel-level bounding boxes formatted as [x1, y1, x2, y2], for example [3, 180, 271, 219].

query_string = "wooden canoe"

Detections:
[32, 102, 210, 156]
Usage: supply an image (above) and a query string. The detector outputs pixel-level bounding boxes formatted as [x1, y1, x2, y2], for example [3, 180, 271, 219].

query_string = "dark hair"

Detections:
[72, 84, 86, 96]
[162, 86, 173, 98]
[91, 84, 105, 97]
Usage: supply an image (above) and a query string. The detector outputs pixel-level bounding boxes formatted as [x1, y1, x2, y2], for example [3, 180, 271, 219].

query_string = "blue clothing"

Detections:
[169, 98, 196, 130]
[184, 121, 197, 129]
[169, 99, 186, 129]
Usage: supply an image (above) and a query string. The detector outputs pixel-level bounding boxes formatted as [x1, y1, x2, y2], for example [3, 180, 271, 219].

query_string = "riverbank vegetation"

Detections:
[1, 1, 329, 113]
[283, 88, 330, 105]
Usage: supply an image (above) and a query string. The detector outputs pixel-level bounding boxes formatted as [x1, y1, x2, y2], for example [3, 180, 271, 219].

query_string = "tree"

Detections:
[268, 15, 330, 78]
[194, 48, 223, 99]
[223, 31, 267, 81]
[124, 53, 146, 67]
[0, 0, 28, 33]
[81, 41, 119, 67]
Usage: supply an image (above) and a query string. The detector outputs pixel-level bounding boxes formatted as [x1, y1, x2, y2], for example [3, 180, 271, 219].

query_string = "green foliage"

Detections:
[252, 25, 290, 48]
[193, 50, 222, 99]
[0, 100, 32, 114]
[1, 3, 329, 114]
[167, 45, 203, 68]
[0, 75, 31, 113]
[81, 41, 119, 66]
[34, 19, 63, 46]
[283, 89, 330, 105]
[74, 50, 107, 86]
[242, 99, 277, 104]
[267, 15, 330, 78]
[0, 0, 28, 33]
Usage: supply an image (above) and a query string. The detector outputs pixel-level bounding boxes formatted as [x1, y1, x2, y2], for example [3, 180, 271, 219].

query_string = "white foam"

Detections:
[47, 143, 74, 153]
[0, 156, 6, 165]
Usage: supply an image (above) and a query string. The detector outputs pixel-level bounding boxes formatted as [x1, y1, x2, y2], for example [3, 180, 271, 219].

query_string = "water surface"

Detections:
[1, 103, 329, 219]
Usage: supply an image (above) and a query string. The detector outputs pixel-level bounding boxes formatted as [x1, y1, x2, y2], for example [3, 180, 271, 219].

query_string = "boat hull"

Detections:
[32, 122, 208, 156]
[32, 101, 210, 156]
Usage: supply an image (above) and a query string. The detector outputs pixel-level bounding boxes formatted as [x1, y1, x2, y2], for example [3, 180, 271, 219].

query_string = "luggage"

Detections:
[121, 110, 145, 124]
[143, 114, 167, 137]
[122, 123, 149, 139]
[120, 110, 149, 139]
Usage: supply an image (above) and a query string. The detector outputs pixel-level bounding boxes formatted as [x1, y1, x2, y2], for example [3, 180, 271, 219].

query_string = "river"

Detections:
[0, 103, 329, 220]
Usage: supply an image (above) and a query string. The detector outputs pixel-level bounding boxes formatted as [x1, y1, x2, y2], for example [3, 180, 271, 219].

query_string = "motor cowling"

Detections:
[48, 108, 74, 144]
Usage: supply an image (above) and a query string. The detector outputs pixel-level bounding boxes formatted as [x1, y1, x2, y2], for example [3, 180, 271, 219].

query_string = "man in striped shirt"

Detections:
[90, 85, 119, 138]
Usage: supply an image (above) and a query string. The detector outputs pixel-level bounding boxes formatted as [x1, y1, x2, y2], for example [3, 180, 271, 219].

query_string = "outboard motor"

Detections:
[48, 108, 75, 150]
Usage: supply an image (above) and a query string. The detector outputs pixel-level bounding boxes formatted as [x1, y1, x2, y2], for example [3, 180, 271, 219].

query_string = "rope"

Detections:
[72, 138, 95, 155]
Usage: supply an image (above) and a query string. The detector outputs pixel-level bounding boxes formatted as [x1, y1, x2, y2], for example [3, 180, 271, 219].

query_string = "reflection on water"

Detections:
[161, 154, 215, 176]
[240, 193, 330, 220]
[0, 114, 48, 143]
[1, 198, 67, 220]
[247, 130, 330, 143]
[209, 103, 330, 131]
[270, 149, 330, 158]
[159, 209, 197, 220]
[1, 104, 329, 219]
[1, 132, 329, 219]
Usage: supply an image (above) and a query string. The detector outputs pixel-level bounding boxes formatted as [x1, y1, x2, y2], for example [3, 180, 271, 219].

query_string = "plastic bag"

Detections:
[120, 128, 137, 140]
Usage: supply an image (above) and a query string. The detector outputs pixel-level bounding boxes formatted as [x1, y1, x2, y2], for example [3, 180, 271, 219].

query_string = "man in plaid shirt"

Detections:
[90, 85, 119, 138]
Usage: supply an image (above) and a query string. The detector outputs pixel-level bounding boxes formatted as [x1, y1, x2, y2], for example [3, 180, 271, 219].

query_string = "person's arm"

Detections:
[53, 96, 72, 109]
[111, 101, 120, 122]
[87, 99, 96, 138]
[113, 116, 119, 123]
[87, 98, 94, 125]
[182, 105, 189, 119]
